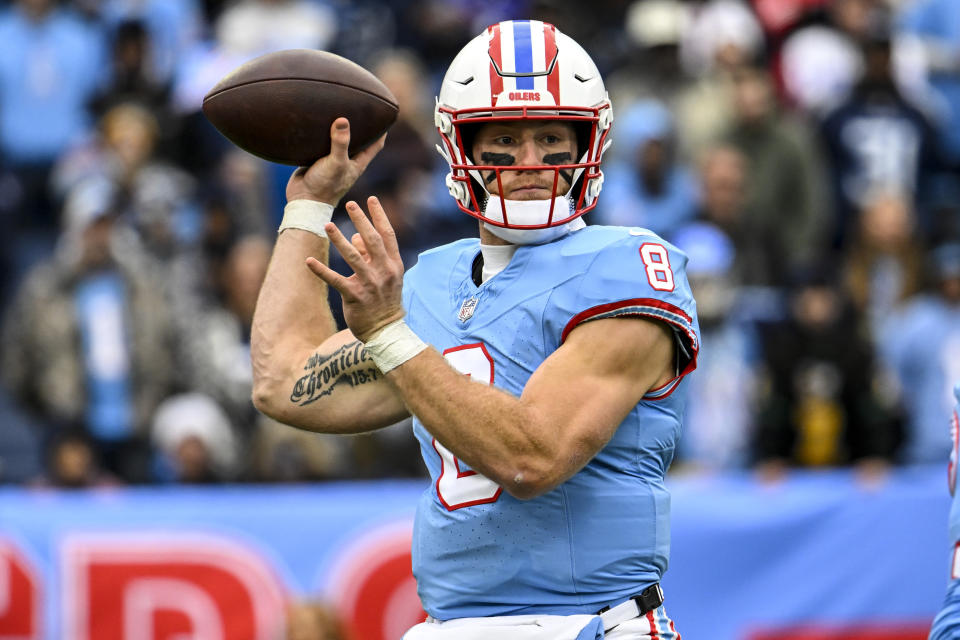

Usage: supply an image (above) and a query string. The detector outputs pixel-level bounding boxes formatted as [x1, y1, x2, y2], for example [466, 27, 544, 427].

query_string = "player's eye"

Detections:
[493, 135, 514, 145]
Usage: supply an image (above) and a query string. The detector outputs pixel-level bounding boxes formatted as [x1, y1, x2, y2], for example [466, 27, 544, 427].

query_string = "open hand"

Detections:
[286, 117, 386, 205]
[305, 196, 406, 342]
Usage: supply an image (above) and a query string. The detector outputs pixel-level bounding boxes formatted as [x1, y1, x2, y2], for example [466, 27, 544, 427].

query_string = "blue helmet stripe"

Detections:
[513, 20, 535, 90]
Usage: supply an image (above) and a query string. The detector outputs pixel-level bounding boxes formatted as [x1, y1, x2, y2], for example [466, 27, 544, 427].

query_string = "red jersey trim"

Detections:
[560, 298, 699, 401]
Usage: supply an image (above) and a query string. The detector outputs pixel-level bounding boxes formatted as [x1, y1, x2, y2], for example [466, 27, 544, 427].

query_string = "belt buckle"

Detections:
[597, 583, 663, 617]
[632, 583, 664, 614]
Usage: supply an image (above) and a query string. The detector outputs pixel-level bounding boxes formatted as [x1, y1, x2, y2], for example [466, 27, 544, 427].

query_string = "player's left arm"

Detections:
[389, 314, 675, 499]
[308, 196, 678, 499]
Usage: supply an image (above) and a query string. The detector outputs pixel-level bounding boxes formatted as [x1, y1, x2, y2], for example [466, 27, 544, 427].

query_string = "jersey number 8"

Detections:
[433, 344, 503, 510]
[639, 243, 675, 292]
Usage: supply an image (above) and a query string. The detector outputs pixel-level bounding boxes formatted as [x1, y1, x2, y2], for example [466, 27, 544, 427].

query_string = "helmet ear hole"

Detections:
[573, 122, 592, 161]
[569, 172, 585, 203]
[469, 175, 488, 209]
[459, 123, 482, 163]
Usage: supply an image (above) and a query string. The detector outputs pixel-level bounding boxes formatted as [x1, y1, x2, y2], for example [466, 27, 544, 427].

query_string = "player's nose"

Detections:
[515, 139, 542, 167]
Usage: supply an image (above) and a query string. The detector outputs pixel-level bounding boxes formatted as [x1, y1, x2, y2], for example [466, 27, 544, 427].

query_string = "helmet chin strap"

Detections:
[482, 195, 586, 245]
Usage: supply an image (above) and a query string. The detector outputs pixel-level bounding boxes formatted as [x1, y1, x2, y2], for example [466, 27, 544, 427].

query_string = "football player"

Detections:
[251, 21, 698, 639]
[930, 382, 960, 640]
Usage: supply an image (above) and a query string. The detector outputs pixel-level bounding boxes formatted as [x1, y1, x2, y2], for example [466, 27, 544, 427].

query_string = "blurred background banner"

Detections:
[0, 468, 948, 640]
[0, 480, 427, 640]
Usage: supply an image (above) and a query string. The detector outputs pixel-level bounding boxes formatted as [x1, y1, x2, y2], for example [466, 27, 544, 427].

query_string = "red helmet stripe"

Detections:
[544, 23, 560, 105]
[488, 24, 504, 106]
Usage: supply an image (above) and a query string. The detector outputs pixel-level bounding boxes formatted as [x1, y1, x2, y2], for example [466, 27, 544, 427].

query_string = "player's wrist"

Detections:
[362, 318, 427, 374]
[278, 199, 335, 237]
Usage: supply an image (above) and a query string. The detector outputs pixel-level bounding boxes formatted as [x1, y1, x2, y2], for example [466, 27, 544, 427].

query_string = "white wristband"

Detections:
[278, 199, 335, 237]
[363, 319, 428, 374]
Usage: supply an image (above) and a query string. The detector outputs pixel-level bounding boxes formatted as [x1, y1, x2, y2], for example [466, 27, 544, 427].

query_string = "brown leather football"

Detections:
[202, 49, 398, 166]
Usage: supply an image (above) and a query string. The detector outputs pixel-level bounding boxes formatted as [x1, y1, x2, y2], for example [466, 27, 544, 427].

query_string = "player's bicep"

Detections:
[521, 316, 676, 462]
[263, 328, 409, 433]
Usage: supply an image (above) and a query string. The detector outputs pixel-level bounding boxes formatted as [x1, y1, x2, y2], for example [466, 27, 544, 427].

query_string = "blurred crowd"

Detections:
[0, 0, 958, 489]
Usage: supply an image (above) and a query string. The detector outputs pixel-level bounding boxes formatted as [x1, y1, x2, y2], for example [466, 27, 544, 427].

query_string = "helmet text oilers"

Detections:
[435, 21, 614, 243]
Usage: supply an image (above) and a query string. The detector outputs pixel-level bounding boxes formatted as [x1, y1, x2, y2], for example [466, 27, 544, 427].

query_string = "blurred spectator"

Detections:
[528, 0, 631, 76]
[285, 599, 346, 640]
[178, 235, 270, 430]
[0, 0, 105, 225]
[253, 418, 354, 482]
[842, 189, 925, 339]
[254, 415, 423, 482]
[98, 0, 203, 85]
[329, 0, 398, 71]
[596, 100, 699, 239]
[342, 48, 473, 259]
[393, 0, 515, 80]
[210, 150, 274, 233]
[215, 0, 336, 58]
[33, 427, 117, 489]
[779, 0, 879, 114]
[898, 0, 960, 170]
[151, 393, 239, 483]
[361, 50, 436, 196]
[172, 0, 339, 178]
[350, 419, 426, 479]
[671, 222, 759, 470]
[0, 177, 177, 483]
[0, 388, 44, 483]
[89, 19, 176, 143]
[365, 48, 477, 238]
[674, 0, 765, 159]
[172, 0, 336, 135]
[724, 64, 830, 275]
[607, 0, 691, 106]
[753, 267, 902, 476]
[372, 49, 436, 141]
[820, 25, 940, 245]
[881, 242, 960, 464]
[681, 0, 764, 78]
[53, 101, 199, 264]
[753, 0, 828, 37]
[696, 145, 779, 286]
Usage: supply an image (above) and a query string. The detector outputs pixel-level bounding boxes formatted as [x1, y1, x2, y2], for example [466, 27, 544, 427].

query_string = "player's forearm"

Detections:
[251, 229, 339, 413]
[262, 332, 410, 433]
[387, 349, 580, 499]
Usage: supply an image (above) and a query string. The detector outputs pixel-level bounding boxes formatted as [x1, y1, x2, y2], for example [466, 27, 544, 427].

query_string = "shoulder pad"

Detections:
[548, 226, 700, 380]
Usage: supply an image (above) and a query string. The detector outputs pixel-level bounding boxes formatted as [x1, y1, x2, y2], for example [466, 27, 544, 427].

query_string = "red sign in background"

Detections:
[0, 472, 948, 640]
[0, 539, 40, 639]
[750, 626, 930, 640]
[0, 530, 426, 640]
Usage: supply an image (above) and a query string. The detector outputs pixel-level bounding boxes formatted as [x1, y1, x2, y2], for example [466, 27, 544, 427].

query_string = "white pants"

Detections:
[403, 605, 679, 640]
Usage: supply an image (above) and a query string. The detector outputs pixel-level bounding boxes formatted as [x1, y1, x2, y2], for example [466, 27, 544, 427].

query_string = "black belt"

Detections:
[597, 584, 664, 630]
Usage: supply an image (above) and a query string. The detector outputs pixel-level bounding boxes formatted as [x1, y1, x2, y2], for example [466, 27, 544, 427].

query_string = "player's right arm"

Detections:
[250, 118, 409, 433]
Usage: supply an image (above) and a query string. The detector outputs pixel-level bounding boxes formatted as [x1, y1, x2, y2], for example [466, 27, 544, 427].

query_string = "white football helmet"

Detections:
[435, 20, 613, 241]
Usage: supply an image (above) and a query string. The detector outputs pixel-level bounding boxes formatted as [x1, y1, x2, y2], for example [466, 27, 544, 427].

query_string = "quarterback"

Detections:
[251, 21, 698, 639]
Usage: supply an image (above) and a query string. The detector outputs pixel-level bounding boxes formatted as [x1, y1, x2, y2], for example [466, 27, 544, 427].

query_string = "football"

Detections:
[202, 49, 399, 166]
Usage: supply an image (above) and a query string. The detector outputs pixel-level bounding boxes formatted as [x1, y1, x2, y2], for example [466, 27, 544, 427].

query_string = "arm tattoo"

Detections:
[289, 341, 381, 406]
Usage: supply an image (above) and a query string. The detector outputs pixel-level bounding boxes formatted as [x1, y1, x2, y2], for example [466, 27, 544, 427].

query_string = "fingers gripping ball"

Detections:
[203, 49, 399, 166]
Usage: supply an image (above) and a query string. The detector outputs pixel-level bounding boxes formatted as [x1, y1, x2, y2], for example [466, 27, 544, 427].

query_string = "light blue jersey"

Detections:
[401, 225, 700, 620]
[931, 383, 960, 640]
